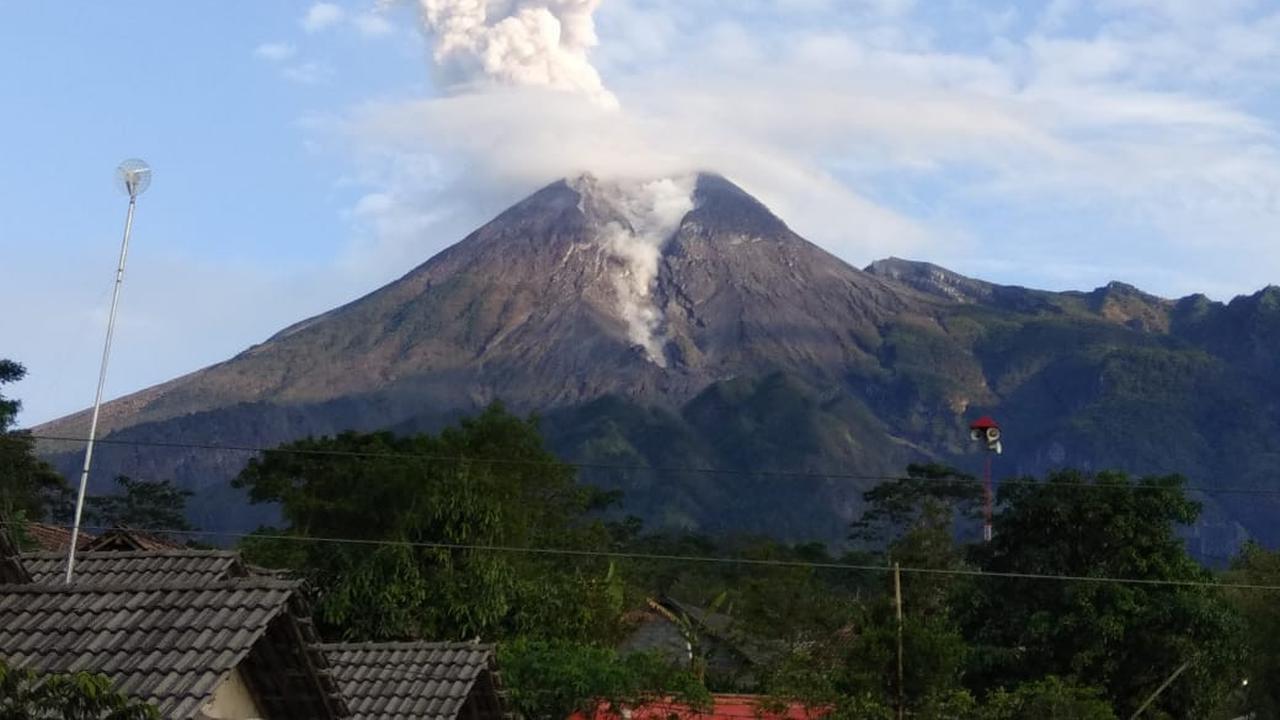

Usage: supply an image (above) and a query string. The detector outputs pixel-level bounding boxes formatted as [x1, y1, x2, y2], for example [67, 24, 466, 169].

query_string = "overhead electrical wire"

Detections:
[22, 432, 1280, 497]
[7, 521, 1280, 593]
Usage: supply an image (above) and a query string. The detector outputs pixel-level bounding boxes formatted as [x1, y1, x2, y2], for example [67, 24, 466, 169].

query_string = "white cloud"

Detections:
[254, 42, 297, 61]
[303, 2, 346, 33]
[330, 0, 1280, 298]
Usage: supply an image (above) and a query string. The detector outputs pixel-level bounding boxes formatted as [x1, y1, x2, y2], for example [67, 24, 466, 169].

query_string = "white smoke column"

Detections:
[579, 176, 695, 366]
[417, 0, 617, 108]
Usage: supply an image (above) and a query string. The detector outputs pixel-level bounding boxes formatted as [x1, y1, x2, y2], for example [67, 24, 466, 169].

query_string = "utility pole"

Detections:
[1129, 659, 1194, 720]
[64, 159, 151, 584]
[895, 561, 904, 720]
[983, 453, 994, 542]
[968, 416, 1002, 542]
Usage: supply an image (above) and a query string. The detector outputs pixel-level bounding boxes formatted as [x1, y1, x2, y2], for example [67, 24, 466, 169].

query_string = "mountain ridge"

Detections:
[34, 174, 1280, 556]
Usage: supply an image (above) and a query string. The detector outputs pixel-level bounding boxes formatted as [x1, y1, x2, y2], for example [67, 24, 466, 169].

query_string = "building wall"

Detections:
[201, 667, 266, 719]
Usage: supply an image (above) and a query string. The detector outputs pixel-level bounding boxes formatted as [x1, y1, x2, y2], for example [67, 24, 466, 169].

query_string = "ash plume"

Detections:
[417, 0, 616, 107]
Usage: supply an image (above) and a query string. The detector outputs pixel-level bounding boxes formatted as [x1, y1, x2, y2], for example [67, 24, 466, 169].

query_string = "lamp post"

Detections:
[63, 159, 151, 584]
[968, 415, 1002, 542]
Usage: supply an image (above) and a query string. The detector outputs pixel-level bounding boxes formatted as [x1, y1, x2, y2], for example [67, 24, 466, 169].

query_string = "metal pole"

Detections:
[894, 561, 904, 720]
[982, 453, 993, 542]
[1129, 659, 1193, 719]
[64, 196, 135, 583]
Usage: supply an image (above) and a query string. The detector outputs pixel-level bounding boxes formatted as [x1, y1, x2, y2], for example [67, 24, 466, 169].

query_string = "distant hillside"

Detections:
[36, 174, 1280, 559]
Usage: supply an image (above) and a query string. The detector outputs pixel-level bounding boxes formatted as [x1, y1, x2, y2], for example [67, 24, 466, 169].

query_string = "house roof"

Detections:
[653, 596, 779, 668]
[83, 526, 185, 552]
[318, 641, 504, 720]
[571, 693, 830, 720]
[23, 522, 92, 552]
[0, 577, 348, 719]
[21, 549, 249, 586]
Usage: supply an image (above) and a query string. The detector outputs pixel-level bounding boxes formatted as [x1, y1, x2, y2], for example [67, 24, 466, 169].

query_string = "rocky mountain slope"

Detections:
[36, 174, 1280, 556]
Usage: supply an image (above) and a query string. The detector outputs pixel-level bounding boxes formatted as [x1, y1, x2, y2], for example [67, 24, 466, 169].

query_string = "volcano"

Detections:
[36, 174, 1280, 555]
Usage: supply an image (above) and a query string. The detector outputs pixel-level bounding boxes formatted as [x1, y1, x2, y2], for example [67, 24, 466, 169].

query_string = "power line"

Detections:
[25, 432, 1280, 497]
[26, 433, 908, 481]
[12, 521, 1280, 592]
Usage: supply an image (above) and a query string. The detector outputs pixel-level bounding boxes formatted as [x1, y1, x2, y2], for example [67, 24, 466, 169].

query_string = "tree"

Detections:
[0, 658, 158, 719]
[964, 470, 1244, 717]
[811, 463, 979, 712]
[0, 360, 68, 530]
[85, 475, 193, 533]
[849, 463, 982, 548]
[979, 677, 1115, 720]
[234, 404, 622, 642]
[1218, 541, 1280, 718]
[498, 639, 709, 720]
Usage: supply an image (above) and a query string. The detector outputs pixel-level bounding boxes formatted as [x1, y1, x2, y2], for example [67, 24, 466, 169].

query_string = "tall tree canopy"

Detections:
[1221, 542, 1280, 718]
[0, 360, 67, 527]
[235, 404, 623, 642]
[85, 475, 193, 534]
[964, 470, 1244, 717]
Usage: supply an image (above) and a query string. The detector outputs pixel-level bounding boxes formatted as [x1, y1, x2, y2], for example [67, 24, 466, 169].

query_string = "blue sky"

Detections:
[4, 0, 1280, 426]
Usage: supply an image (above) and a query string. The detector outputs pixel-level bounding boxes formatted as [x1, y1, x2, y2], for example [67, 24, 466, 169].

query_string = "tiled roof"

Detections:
[84, 527, 185, 551]
[23, 522, 92, 552]
[572, 694, 830, 720]
[21, 550, 247, 586]
[0, 578, 348, 719]
[319, 641, 503, 720]
[660, 596, 779, 668]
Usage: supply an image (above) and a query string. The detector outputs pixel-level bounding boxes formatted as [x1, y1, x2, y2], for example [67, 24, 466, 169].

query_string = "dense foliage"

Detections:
[234, 404, 623, 642]
[0, 659, 158, 720]
[225, 404, 1269, 719]
[498, 640, 710, 719]
[966, 470, 1244, 717]
[85, 475, 193, 534]
[0, 360, 67, 527]
[1220, 542, 1280, 718]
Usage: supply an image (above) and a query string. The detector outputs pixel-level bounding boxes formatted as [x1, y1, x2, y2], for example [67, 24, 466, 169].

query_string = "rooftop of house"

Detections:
[21, 549, 251, 585]
[625, 596, 779, 669]
[571, 693, 830, 720]
[22, 521, 90, 552]
[0, 577, 348, 719]
[83, 526, 186, 552]
[318, 641, 506, 720]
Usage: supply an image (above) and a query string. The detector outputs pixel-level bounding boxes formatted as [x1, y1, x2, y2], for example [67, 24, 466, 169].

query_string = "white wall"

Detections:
[201, 667, 266, 719]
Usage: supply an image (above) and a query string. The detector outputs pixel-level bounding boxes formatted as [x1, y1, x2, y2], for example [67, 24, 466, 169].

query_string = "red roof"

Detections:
[569, 694, 830, 720]
[968, 415, 1000, 430]
[23, 523, 93, 552]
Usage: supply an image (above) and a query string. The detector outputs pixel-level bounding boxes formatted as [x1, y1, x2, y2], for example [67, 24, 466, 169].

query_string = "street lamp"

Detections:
[63, 159, 152, 584]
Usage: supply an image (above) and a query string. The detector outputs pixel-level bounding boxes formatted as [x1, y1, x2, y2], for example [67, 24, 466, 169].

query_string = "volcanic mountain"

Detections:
[37, 174, 1280, 555]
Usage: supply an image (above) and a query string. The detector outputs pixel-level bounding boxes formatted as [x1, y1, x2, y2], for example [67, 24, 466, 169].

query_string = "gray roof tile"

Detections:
[0, 578, 296, 718]
[319, 641, 499, 720]
[21, 550, 248, 585]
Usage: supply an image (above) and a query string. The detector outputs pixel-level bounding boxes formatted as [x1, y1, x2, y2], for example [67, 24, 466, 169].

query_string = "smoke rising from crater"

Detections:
[574, 175, 696, 365]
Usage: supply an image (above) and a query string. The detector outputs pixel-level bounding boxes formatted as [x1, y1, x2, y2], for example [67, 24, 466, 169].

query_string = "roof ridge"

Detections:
[20, 549, 238, 559]
[316, 640, 493, 650]
[0, 576, 300, 593]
